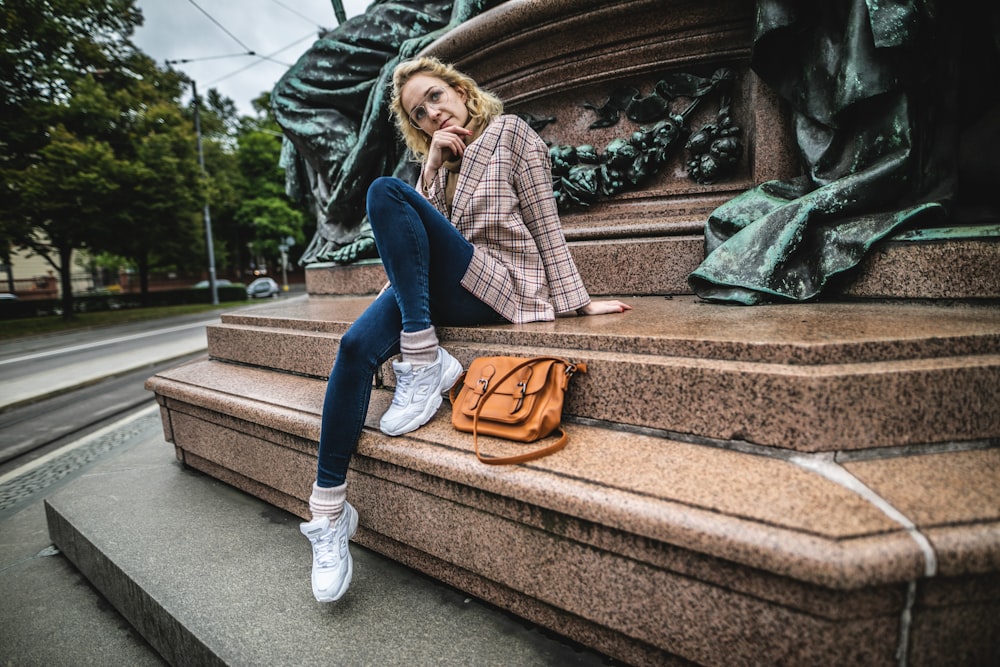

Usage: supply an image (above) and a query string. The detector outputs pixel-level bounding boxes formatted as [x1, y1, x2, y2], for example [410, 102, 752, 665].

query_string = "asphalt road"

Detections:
[0, 353, 204, 477]
[0, 312, 220, 478]
[0, 315, 217, 412]
[0, 292, 308, 492]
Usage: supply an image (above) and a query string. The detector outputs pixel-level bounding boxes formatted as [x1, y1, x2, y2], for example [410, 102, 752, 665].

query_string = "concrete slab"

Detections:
[43, 415, 617, 666]
[0, 502, 166, 666]
[0, 411, 168, 666]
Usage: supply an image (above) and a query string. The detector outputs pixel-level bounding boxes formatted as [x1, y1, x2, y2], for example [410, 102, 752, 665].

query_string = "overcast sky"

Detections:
[132, 0, 371, 116]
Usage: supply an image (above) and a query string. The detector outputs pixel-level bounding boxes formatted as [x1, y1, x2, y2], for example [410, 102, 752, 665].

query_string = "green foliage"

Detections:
[237, 196, 306, 259]
[238, 130, 287, 197]
[97, 86, 205, 297]
[202, 92, 309, 279]
[16, 125, 119, 232]
[0, 0, 143, 145]
[9, 123, 121, 316]
[0, 0, 310, 318]
[1, 0, 146, 316]
[87, 251, 130, 272]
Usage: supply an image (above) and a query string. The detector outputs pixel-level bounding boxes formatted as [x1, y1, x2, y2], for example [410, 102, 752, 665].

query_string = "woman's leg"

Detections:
[316, 289, 402, 488]
[299, 290, 400, 603]
[301, 177, 506, 602]
[365, 176, 503, 331]
[316, 176, 505, 482]
[366, 177, 503, 435]
[316, 176, 505, 485]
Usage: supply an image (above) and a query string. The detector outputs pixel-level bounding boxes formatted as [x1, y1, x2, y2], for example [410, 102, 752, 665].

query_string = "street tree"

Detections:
[1, 0, 144, 316]
[11, 125, 120, 316]
[0, 0, 142, 158]
[99, 98, 203, 301]
[81, 54, 205, 302]
[233, 92, 307, 277]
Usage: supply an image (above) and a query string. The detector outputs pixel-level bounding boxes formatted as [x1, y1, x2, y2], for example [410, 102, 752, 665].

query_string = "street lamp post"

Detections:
[183, 79, 219, 306]
[277, 236, 295, 293]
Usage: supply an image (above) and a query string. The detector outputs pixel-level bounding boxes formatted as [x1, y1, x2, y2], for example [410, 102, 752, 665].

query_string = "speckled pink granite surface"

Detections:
[147, 291, 1000, 666]
[205, 295, 1000, 452]
[143, 0, 1000, 660]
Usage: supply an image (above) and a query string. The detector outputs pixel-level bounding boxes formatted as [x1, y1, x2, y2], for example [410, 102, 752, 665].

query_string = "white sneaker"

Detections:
[299, 502, 359, 602]
[379, 347, 463, 436]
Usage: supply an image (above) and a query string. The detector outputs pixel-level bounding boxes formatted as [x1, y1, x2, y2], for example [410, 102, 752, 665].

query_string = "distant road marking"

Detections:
[0, 320, 218, 367]
[0, 403, 159, 487]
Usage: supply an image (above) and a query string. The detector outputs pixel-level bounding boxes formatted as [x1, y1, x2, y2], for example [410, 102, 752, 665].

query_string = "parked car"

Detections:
[192, 279, 232, 289]
[247, 277, 280, 299]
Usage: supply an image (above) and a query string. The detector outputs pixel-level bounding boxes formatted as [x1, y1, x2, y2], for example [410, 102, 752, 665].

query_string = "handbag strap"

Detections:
[476, 426, 568, 465]
[472, 356, 585, 465]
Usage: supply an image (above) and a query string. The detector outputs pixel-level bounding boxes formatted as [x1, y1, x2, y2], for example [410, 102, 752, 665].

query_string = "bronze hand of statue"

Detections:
[329, 235, 378, 264]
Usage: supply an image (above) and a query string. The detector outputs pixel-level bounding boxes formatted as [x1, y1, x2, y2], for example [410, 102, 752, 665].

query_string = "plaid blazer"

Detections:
[425, 115, 590, 324]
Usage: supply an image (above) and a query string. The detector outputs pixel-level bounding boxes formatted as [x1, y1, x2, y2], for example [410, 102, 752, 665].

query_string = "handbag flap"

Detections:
[459, 357, 564, 420]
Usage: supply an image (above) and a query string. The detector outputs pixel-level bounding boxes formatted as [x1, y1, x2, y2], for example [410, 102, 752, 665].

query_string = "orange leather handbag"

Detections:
[449, 356, 587, 464]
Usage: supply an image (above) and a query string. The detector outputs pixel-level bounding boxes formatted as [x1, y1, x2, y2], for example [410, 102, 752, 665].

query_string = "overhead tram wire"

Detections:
[169, 0, 342, 89]
[185, 0, 255, 52]
[164, 32, 320, 89]
[164, 52, 257, 65]
[266, 0, 332, 31]
[207, 31, 318, 86]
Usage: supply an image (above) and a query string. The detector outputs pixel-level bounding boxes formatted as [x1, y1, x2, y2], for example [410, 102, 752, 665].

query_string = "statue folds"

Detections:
[689, 0, 998, 304]
[272, 0, 500, 265]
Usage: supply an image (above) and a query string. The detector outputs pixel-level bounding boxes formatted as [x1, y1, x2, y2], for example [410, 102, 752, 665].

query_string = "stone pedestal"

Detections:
[143, 2, 1000, 665]
[146, 295, 1000, 666]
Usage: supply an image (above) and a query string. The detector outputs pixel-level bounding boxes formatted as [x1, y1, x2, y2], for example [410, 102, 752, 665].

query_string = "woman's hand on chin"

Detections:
[426, 125, 472, 171]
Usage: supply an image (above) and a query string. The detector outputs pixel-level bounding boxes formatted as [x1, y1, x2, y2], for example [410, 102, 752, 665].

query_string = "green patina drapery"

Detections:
[272, 0, 499, 265]
[688, 0, 960, 304]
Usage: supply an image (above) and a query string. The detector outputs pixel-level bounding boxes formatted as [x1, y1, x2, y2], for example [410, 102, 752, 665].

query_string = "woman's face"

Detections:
[400, 73, 469, 134]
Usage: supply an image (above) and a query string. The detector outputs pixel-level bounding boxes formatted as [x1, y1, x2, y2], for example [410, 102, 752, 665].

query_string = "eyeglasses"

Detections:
[407, 86, 450, 127]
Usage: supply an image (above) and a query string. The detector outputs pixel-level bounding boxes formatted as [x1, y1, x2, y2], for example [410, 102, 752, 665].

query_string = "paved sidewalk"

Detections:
[0, 407, 169, 664]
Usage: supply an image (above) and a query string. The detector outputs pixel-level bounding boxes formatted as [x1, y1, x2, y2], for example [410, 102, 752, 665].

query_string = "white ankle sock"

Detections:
[400, 327, 438, 367]
[309, 482, 346, 521]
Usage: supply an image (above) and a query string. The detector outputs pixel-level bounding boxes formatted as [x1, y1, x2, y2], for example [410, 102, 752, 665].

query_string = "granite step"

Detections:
[305, 233, 1000, 300]
[145, 354, 1000, 666]
[205, 295, 1000, 452]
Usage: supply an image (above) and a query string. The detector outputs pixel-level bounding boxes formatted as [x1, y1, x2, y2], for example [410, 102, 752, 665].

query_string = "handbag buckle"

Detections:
[512, 380, 528, 413]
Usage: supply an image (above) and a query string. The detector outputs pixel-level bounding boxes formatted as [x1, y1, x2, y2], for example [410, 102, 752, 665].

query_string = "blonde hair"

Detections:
[390, 56, 504, 160]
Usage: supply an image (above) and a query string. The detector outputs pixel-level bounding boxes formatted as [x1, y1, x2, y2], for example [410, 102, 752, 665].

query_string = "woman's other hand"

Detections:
[577, 300, 632, 315]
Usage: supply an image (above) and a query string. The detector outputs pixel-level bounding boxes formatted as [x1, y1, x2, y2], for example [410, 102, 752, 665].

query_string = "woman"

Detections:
[299, 56, 631, 603]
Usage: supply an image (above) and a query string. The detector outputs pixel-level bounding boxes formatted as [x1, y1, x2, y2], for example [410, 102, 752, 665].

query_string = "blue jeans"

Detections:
[315, 177, 504, 487]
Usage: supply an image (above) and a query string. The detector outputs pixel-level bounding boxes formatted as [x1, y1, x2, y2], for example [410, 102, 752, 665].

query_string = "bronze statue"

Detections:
[274, 0, 997, 291]
[549, 68, 741, 209]
[272, 0, 500, 265]
[688, 0, 998, 303]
